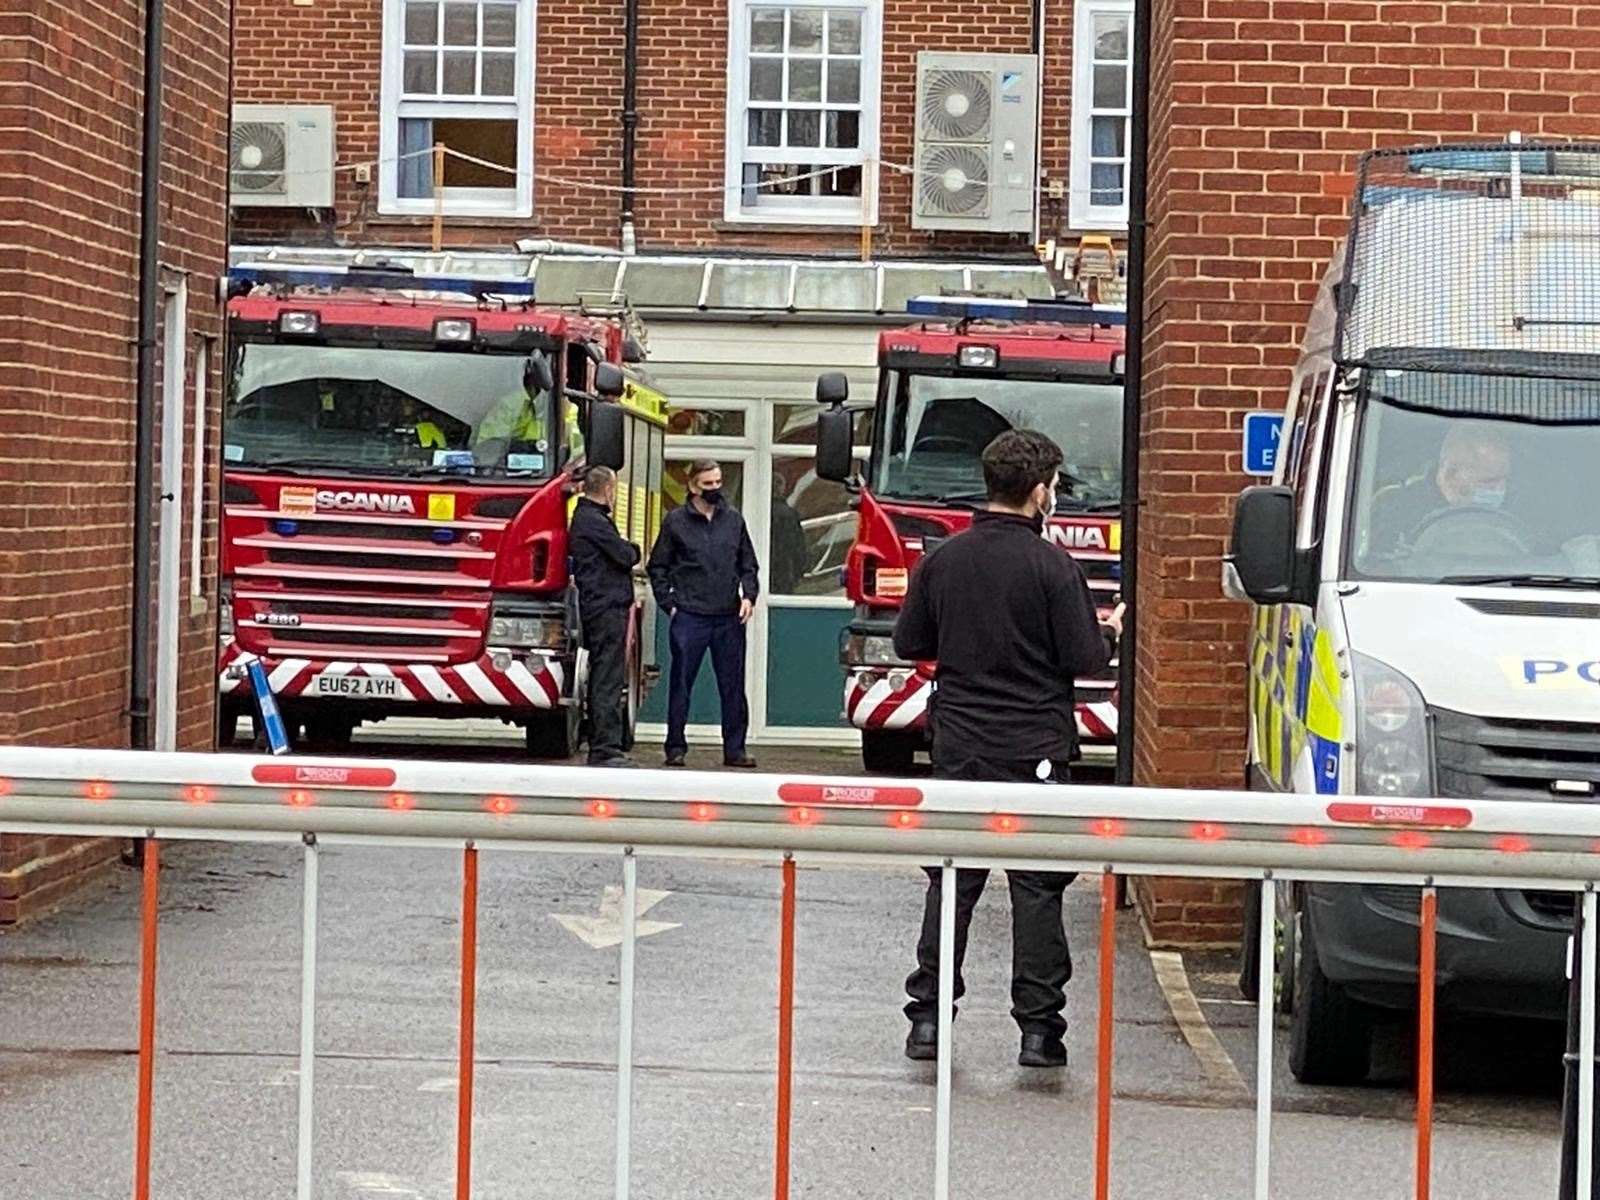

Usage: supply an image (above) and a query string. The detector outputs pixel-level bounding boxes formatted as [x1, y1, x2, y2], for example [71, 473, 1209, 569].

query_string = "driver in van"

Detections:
[1370, 423, 1511, 553]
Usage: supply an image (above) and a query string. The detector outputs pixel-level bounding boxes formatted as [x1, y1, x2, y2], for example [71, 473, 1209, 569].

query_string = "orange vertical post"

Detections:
[456, 846, 479, 1200]
[1094, 869, 1116, 1200]
[133, 838, 160, 1200]
[1416, 887, 1437, 1200]
[774, 856, 797, 1200]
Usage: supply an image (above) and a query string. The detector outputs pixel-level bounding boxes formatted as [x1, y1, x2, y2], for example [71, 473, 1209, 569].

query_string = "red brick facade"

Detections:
[0, 0, 231, 919]
[1133, 0, 1600, 945]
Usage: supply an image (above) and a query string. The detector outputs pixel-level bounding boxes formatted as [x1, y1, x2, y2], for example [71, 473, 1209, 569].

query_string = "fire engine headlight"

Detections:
[488, 607, 565, 649]
[278, 311, 320, 337]
[1111, 352, 1127, 377]
[1352, 652, 1432, 798]
[434, 317, 476, 344]
[958, 345, 999, 369]
[844, 633, 907, 668]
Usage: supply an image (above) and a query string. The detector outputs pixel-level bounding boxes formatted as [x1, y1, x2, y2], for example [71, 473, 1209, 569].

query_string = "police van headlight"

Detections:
[489, 602, 565, 649]
[843, 633, 906, 668]
[1351, 652, 1431, 797]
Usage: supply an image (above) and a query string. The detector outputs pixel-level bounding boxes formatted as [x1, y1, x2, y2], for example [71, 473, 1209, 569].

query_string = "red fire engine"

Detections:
[815, 295, 1126, 773]
[217, 263, 667, 757]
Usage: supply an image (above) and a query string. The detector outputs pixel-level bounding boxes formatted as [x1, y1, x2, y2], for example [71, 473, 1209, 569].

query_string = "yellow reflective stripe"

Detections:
[1306, 629, 1343, 742]
[622, 380, 669, 426]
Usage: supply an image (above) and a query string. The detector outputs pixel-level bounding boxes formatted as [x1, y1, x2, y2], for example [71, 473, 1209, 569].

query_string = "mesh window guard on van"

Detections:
[1336, 141, 1600, 379]
[1367, 367, 1600, 426]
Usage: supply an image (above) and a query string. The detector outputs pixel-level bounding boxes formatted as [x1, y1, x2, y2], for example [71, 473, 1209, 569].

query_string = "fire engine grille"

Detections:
[1433, 706, 1600, 802]
[270, 548, 464, 573]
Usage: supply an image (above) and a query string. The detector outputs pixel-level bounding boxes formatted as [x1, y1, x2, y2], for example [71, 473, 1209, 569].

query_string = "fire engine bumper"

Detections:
[219, 638, 568, 717]
[841, 668, 1119, 762]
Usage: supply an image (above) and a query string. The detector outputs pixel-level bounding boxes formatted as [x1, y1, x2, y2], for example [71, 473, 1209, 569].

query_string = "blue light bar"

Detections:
[906, 295, 1127, 327]
[229, 264, 536, 299]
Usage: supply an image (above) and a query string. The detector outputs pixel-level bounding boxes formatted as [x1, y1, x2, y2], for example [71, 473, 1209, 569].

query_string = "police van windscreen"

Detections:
[225, 344, 556, 479]
[1348, 371, 1600, 584]
[872, 372, 1123, 510]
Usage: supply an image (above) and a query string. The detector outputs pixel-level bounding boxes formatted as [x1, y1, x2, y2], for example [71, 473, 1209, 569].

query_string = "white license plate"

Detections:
[311, 674, 400, 699]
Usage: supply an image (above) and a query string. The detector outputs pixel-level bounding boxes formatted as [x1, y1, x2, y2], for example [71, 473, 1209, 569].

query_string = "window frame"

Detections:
[723, 0, 884, 227]
[1068, 0, 1134, 231]
[378, 0, 536, 218]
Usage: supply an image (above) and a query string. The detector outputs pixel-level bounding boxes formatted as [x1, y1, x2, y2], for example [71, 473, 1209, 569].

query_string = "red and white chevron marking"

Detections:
[844, 671, 1119, 744]
[218, 639, 563, 710]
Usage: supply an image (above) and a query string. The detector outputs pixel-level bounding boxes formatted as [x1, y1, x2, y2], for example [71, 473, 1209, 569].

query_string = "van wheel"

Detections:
[1289, 908, 1374, 1085]
[525, 707, 579, 760]
[861, 730, 919, 774]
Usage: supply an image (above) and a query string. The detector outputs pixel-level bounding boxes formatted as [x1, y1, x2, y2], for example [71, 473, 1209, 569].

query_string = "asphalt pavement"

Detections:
[0, 729, 1567, 1199]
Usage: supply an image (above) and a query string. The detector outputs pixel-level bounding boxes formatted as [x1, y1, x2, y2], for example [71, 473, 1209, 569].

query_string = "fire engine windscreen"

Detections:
[873, 373, 1122, 510]
[1347, 369, 1600, 584]
[226, 345, 556, 478]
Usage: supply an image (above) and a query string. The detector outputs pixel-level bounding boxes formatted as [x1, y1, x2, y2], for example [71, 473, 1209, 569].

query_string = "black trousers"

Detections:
[584, 606, 630, 763]
[665, 610, 748, 758]
[904, 750, 1076, 1038]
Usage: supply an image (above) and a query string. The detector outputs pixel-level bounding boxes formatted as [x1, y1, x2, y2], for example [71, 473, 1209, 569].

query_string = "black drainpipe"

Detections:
[129, 0, 166, 750]
[620, 0, 640, 250]
[1115, 0, 1150, 788]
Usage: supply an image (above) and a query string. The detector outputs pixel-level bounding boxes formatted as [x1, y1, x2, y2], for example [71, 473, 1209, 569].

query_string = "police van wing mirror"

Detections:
[594, 362, 625, 400]
[816, 405, 854, 485]
[1230, 486, 1300, 605]
[588, 401, 626, 471]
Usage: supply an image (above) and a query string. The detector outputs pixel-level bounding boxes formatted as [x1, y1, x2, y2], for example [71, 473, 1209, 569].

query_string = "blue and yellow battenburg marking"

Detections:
[1251, 606, 1343, 793]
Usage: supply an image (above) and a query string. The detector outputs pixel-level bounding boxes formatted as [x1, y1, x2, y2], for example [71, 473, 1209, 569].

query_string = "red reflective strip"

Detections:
[1326, 802, 1472, 829]
[253, 764, 398, 789]
[1416, 888, 1437, 1200]
[134, 840, 159, 1200]
[777, 782, 923, 808]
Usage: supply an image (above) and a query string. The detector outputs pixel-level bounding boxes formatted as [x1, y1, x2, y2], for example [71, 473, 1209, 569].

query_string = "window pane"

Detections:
[827, 9, 862, 54]
[1091, 114, 1126, 157]
[482, 3, 517, 47]
[749, 57, 782, 102]
[443, 2, 478, 45]
[772, 402, 871, 447]
[1094, 14, 1131, 61]
[403, 50, 438, 93]
[788, 58, 822, 102]
[747, 108, 782, 147]
[481, 50, 515, 96]
[750, 6, 785, 51]
[826, 59, 859, 104]
[786, 109, 820, 148]
[442, 50, 477, 94]
[770, 466, 859, 596]
[435, 116, 517, 189]
[1090, 161, 1125, 206]
[404, 1, 438, 44]
[789, 8, 824, 52]
[398, 118, 434, 197]
[666, 408, 746, 437]
[825, 110, 859, 149]
[743, 161, 861, 200]
[1093, 63, 1128, 108]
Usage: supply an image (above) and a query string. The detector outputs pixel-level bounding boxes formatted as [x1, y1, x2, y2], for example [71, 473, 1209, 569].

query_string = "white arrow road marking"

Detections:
[552, 886, 679, 949]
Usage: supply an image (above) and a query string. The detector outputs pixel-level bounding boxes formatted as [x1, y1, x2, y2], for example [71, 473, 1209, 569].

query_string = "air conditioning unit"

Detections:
[230, 105, 335, 208]
[912, 53, 1038, 233]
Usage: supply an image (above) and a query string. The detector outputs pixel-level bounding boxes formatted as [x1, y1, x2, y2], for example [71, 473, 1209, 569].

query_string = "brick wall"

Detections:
[1132, 0, 1600, 945]
[0, 0, 231, 919]
[233, 0, 1082, 255]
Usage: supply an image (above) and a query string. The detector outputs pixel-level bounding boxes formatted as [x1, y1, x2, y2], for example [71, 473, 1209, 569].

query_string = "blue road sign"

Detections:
[1243, 412, 1284, 477]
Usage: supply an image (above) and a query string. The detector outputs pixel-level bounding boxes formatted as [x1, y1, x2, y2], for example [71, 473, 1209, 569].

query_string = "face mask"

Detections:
[698, 487, 723, 506]
[1471, 485, 1507, 509]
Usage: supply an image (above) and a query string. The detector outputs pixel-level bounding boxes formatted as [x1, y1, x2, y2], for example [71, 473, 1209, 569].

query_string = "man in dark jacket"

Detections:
[569, 466, 640, 766]
[646, 459, 760, 769]
[894, 429, 1122, 1069]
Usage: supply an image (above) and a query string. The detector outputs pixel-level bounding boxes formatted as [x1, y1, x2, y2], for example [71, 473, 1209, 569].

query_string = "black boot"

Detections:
[904, 1020, 939, 1061]
[1018, 1032, 1067, 1068]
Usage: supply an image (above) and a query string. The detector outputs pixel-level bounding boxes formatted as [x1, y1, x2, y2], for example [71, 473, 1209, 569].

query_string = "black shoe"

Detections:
[723, 754, 758, 769]
[904, 1020, 939, 1061]
[1018, 1032, 1067, 1069]
[663, 751, 686, 768]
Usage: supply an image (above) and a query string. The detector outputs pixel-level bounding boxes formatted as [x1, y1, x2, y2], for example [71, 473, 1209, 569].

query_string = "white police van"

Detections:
[1227, 143, 1600, 1084]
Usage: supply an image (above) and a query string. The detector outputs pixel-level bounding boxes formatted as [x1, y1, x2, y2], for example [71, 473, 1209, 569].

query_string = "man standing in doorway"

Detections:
[569, 466, 640, 767]
[647, 459, 761, 769]
[893, 430, 1122, 1069]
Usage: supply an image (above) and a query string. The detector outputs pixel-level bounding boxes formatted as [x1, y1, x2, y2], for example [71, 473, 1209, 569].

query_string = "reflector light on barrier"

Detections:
[0, 777, 13, 797]
[286, 790, 315, 808]
[1494, 835, 1531, 854]
[989, 815, 1021, 835]
[1191, 823, 1227, 843]
[1088, 818, 1125, 839]
[85, 782, 113, 802]
[386, 793, 416, 812]
[891, 811, 921, 831]
[788, 807, 819, 826]
[589, 800, 615, 820]
[1289, 827, 1330, 847]
[486, 796, 515, 815]
[1390, 830, 1432, 851]
[183, 786, 215, 805]
[688, 803, 717, 823]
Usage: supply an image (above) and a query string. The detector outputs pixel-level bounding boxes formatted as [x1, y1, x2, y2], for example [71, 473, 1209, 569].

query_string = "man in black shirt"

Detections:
[894, 429, 1121, 1069]
[569, 466, 640, 766]
[646, 459, 761, 769]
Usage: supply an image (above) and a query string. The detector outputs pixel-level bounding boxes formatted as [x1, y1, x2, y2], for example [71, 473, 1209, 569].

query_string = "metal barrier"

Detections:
[1, 745, 1597, 1200]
